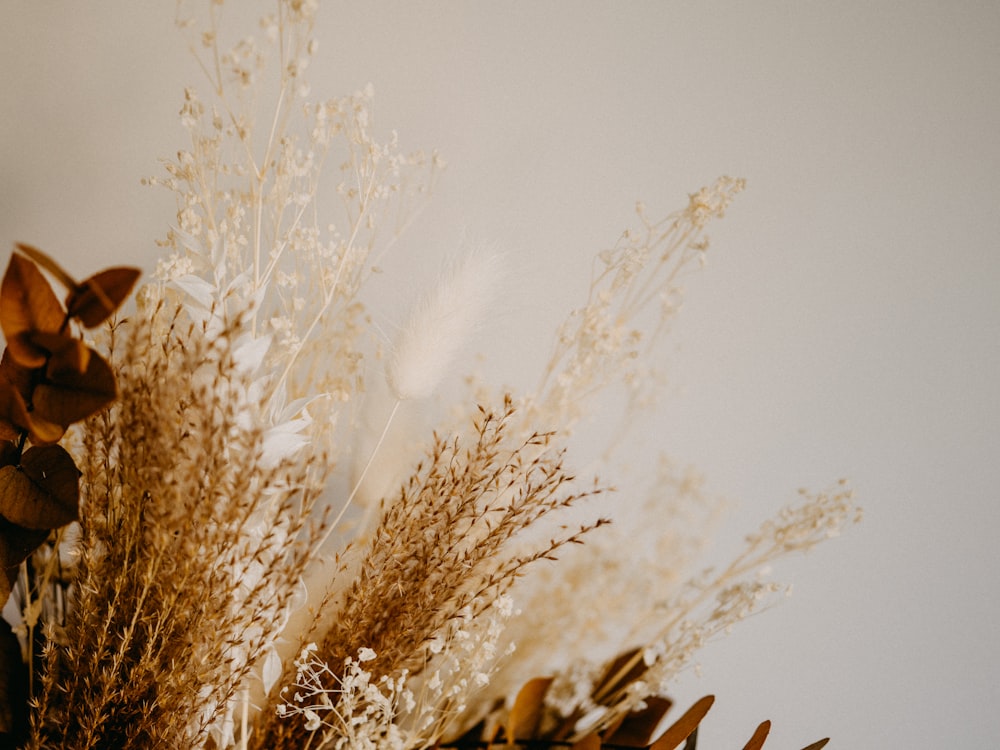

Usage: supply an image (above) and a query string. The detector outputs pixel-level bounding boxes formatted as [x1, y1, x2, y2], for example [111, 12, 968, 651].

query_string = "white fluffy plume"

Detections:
[387, 246, 503, 400]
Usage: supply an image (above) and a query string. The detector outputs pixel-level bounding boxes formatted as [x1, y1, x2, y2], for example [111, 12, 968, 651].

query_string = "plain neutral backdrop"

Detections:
[2, 2, 998, 747]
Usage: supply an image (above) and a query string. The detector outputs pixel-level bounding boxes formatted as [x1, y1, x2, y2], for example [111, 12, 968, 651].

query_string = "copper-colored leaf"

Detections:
[20, 444, 79, 514]
[0, 352, 34, 439]
[0, 445, 80, 529]
[0, 350, 32, 401]
[599, 712, 629, 741]
[742, 720, 771, 750]
[649, 695, 714, 750]
[798, 740, 830, 750]
[605, 696, 673, 747]
[0, 253, 66, 368]
[0, 466, 62, 529]
[12, 244, 77, 291]
[29, 331, 90, 376]
[33, 348, 116, 427]
[0, 376, 64, 445]
[0, 391, 21, 443]
[507, 677, 554, 743]
[66, 266, 140, 328]
[23, 411, 65, 446]
[0, 517, 49, 569]
[592, 648, 646, 705]
[571, 734, 602, 750]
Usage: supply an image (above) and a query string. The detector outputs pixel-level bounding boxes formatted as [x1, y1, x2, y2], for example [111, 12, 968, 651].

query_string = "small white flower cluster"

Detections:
[529, 176, 746, 439]
[584, 483, 858, 731]
[683, 176, 745, 229]
[151, 5, 441, 439]
[277, 596, 516, 748]
[543, 659, 603, 721]
[405, 595, 517, 742]
[485, 479, 858, 741]
[747, 480, 862, 554]
[279, 645, 412, 750]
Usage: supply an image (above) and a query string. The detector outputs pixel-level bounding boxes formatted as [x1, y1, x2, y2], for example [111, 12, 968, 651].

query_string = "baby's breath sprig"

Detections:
[528, 177, 745, 439]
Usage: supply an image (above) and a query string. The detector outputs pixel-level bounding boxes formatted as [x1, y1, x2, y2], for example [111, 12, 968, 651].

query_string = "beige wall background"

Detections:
[2, 2, 998, 746]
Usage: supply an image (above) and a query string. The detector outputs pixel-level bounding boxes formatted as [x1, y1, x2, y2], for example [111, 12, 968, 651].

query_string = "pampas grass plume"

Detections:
[387, 247, 503, 400]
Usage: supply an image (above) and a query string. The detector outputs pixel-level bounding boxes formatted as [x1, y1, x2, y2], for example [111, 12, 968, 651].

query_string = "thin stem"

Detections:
[313, 398, 401, 555]
[265, 173, 377, 409]
[239, 689, 250, 750]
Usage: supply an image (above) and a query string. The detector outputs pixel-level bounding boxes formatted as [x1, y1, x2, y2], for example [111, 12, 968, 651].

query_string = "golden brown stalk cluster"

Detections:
[328, 400, 605, 675]
[254, 397, 608, 748]
[26, 302, 324, 749]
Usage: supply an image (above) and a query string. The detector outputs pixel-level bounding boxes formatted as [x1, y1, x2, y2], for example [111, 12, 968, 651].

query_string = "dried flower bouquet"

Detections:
[0, 2, 859, 749]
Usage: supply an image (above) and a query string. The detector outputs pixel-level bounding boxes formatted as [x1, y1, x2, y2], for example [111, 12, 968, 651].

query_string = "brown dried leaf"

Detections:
[741, 720, 771, 750]
[0, 387, 23, 443]
[592, 647, 646, 705]
[0, 350, 32, 401]
[0, 445, 80, 529]
[33, 348, 116, 427]
[799, 740, 830, 750]
[0, 253, 66, 368]
[605, 696, 673, 747]
[23, 412, 64, 446]
[599, 712, 629, 741]
[0, 518, 48, 570]
[0, 351, 33, 439]
[66, 266, 140, 328]
[571, 734, 602, 750]
[507, 677, 553, 742]
[0, 375, 63, 445]
[12, 244, 77, 291]
[648, 695, 714, 750]
[29, 331, 90, 375]
[21, 444, 79, 513]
